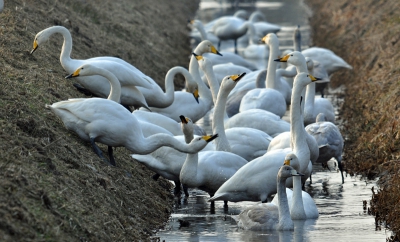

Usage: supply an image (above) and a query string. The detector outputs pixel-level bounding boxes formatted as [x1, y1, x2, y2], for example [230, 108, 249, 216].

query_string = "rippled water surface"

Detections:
[156, 1, 390, 241]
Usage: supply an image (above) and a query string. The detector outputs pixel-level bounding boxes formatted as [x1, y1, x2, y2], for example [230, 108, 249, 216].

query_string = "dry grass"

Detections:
[306, 0, 400, 239]
[0, 0, 199, 241]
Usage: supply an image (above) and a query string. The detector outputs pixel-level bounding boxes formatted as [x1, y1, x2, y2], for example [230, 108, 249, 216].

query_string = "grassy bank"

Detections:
[0, 0, 199, 241]
[306, 0, 400, 239]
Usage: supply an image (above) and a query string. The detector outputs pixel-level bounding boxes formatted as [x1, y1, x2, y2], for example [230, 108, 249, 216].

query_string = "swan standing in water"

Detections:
[180, 134, 248, 207]
[305, 113, 345, 183]
[237, 164, 303, 231]
[132, 115, 215, 196]
[197, 54, 272, 161]
[209, 73, 318, 203]
[46, 64, 211, 166]
[211, 16, 255, 54]
[271, 154, 319, 219]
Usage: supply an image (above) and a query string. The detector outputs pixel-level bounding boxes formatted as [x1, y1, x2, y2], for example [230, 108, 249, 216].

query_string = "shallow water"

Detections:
[156, 1, 390, 241]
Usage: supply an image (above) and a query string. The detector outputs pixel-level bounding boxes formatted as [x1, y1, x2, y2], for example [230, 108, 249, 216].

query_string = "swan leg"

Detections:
[337, 158, 345, 184]
[234, 39, 238, 54]
[173, 180, 182, 196]
[152, 173, 161, 181]
[89, 138, 112, 166]
[183, 184, 189, 197]
[108, 146, 116, 166]
[223, 200, 228, 208]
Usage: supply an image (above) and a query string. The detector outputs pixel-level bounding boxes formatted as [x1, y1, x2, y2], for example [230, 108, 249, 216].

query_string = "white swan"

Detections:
[237, 164, 303, 231]
[180, 135, 248, 206]
[302, 47, 352, 75]
[239, 34, 289, 118]
[197, 55, 272, 161]
[304, 59, 335, 125]
[30, 26, 159, 105]
[46, 64, 210, 166]
[211, 17, 255, 54]
[189, 19, 258, 70]
[271, 153, 319, 219]
[132, 115, 215, 196]
[248, 11, 281, 36]
[209, 73, 317, 203]
[146, 41, 220, 122]
[305, 113, 345, 183]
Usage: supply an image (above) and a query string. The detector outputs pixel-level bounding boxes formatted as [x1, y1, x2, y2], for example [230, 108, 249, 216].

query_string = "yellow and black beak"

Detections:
[274, 54, 290, 62]
[308, 74, 322, 82]
[210, 45, 223, 56]
[65, 68, 81, 79]
[202, 134, 218, 143]
[283, 159, 290, 166]
[192, 88, 200, 103]
[179, 115, 189, 124]
[192, 52, 203, 61]
[230, 72, 246, 82]
[30, 40, 38, 55]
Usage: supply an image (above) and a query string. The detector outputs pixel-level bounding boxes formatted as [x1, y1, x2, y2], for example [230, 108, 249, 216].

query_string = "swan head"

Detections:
[316, 113, 327, 122]
[305, 57, 314, 71]
[65, 64, 100, 79]
[279, 165, 304, 179]
[188, 19, 203, 30]
[195, 40, 222, 56]
[179, 115, 195, 136]
[188, 134, 219, 150]
[193, 53, 213, 73]
[283, 153, 303, 172]
[261, 33, 279, 48]
[274, 51, 306, 66]
[221, 73, 246, 91]
[30, 28, 53, 54]
[293, 72, 320, 89]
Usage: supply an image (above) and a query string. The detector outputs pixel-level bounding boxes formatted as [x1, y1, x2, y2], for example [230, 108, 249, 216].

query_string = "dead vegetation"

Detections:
[0, 0, 199, 241]
[306, 0, 400, 240]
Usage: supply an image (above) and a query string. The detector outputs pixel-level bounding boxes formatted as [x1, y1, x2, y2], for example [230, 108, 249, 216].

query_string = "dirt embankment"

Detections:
[0, 0, 199, 241]
[306, 0, 400, 239]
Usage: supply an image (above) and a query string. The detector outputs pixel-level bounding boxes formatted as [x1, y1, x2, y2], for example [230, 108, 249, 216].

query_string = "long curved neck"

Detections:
[266, 39, 279, 89]
[163, 66, 195, 104]
[304, 81, 316, 123]
[255, 70, 267, 88]
[195, 21, 208, 41]
[126, 133, 198, 154]
[92, 68, 121, 102]
[290, 80, 310, 171]
[246, 22, 257, 45]
[277, 176, 293, 230]
[50, 26, 73, 67]
[189, 56, 212, 105]
[293, 28, 302, 52]
[236, 21, 253, 39]
[181, 153, 199, 187]
[212, 82, 232, 152]
[290, 175, 306, 219]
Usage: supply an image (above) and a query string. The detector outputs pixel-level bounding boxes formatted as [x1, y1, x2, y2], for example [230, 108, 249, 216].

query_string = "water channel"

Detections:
[156, 1, 391, 241]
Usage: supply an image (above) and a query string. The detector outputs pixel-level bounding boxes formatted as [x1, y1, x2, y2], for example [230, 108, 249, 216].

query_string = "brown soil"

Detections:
[306, 0, 400, 239]
[0, 0, 199, 241]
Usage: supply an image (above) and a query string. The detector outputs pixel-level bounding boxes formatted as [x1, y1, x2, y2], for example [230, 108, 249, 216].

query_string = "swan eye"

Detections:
[291, 55, 293, 56]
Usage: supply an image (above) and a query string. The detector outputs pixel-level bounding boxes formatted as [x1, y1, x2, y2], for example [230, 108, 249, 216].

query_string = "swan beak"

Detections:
[231, 72, 246, 82]
[192, 52, 203, 61]
[274, 54, 289, 62]
[65, 69, 81, 79]
[203, 134, 219, 143]
[179, 115, 189, 124]
[308, 74, 322, 82]
[30, 40, 38, 54]
[291, 170, 304, 176]
[283, 159, 290, 166]
[211, 45, 223, 56]
[260, 35, 268, 43]
[192, 89, 200, 103]
[188, 19, 194, 24]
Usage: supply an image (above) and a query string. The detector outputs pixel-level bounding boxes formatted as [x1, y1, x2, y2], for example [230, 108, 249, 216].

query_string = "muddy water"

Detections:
[156, 0, 390, 241]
